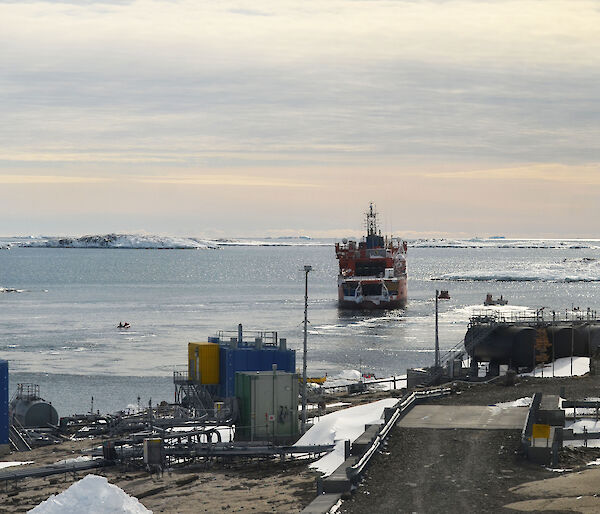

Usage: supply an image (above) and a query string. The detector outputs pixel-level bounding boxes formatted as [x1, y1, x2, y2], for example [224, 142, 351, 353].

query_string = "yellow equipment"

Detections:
[188, 342, 220, 384]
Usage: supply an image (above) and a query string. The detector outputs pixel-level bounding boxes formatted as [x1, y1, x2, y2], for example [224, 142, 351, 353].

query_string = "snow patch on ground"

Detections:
[30, 474, 151, 513]
[294, 398, 398, 476]
[55, 456, 94, 465]
[566, 419, 600, 434]
[0, 461, 33, 469]
[493, 397, 532, 408]
[521, 357, 589, 377]
[563, 440, 600, 448]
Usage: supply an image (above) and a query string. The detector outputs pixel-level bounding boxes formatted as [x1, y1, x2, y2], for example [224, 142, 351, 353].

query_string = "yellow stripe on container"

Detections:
[188, 342, 220, 384]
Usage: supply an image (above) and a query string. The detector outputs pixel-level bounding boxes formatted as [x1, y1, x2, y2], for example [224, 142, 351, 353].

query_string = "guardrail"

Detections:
[302, 385, 452, 513]
[347, 386, 451, 480]
[520, 392, 542, 449]
[520, 392, 561, 466]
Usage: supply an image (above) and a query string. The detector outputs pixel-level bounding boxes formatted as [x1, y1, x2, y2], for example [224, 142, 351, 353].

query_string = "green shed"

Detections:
[235, 370, 299, 443]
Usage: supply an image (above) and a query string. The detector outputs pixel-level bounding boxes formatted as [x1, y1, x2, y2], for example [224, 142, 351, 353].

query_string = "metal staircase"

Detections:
[9, 420, 32, 452]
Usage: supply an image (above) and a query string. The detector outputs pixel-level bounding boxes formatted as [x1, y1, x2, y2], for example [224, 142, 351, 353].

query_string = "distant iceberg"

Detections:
[214, 238, 327, 247]
[19, 234, 219, 250]
[410, 238, 600, 249]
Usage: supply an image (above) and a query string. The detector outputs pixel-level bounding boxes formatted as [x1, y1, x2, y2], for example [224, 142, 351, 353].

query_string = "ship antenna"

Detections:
[366, 202, 378, 236]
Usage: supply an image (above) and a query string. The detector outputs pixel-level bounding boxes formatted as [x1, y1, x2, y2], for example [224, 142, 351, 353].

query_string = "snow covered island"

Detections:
[16, 234, 327, 249]
[19, 234, 219, 250]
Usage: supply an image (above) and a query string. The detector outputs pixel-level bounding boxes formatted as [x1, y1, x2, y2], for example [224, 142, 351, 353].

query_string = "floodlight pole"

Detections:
[435, 290, 440, 368]
[301, 265, 312, 433]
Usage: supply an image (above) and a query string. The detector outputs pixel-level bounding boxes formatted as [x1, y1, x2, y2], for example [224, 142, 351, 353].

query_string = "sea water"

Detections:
[2, 238, 600, 415]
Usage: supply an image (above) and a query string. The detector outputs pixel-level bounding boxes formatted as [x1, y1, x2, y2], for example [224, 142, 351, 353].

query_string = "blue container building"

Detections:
[208, 327, 296, 398]
[219, 346, 296, 397]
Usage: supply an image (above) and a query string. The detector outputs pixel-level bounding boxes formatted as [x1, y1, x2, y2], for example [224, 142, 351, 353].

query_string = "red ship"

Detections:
[335, 204, 407, 309]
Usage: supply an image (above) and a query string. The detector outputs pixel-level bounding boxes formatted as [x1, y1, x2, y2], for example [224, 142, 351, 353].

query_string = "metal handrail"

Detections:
[348, 386, 451, 479]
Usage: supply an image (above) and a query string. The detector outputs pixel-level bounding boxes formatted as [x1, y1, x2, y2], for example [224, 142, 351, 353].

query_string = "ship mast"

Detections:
[366, 202, 379, 236]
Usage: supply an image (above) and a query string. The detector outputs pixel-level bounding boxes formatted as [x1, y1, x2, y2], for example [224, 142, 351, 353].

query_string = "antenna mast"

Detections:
[366, 202, 378, 236]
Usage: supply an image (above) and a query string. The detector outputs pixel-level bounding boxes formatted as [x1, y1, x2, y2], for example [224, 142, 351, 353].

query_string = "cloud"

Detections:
[137, 174, 317, 188]
[0, 174, 110, 184]
[422, 164, 600, 185]
[1, 0, 599, 170]
[1, 1, 600, 235]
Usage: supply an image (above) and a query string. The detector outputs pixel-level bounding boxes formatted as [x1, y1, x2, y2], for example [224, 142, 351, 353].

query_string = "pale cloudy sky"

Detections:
[1, 0, 599, 237]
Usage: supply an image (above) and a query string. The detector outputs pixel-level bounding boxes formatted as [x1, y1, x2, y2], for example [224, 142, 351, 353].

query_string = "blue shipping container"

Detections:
[0, 360, 8, 448]
[219, 347, 295, 398]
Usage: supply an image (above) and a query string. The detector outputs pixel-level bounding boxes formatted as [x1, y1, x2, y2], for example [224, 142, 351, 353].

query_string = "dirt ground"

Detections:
[340, 428, 556, 513]
[341, 374, 600, 514]
[431, 373, 600, 407]
[0, 440, 318, 513]
[4, 375, 600, 513]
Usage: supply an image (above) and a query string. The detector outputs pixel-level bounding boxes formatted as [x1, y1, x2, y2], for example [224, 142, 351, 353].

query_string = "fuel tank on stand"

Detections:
[9, 383, 59, 428]
[468, 326, 536, 368]
[467, 323, 600, 370]
[10, 398, 59, 428]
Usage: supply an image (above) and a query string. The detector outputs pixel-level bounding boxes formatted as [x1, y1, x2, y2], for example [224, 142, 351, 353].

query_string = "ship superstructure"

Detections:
[335, 204, 407, 309]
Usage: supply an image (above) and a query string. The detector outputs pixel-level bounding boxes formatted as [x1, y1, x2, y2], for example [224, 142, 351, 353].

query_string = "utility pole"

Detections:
[435, 290, 440, 368]
[571, 322, 574, 377]
[301, 265, 312, 433]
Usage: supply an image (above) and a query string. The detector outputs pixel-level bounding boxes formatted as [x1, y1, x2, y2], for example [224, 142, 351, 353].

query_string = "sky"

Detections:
[1, 0, 599, 238]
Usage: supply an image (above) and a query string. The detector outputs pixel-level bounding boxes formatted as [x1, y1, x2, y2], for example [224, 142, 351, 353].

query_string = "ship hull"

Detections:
[337, 276, 407, 310]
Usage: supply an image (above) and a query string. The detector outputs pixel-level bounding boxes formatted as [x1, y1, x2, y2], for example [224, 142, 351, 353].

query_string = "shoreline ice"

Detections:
[15, 234, 328, 249]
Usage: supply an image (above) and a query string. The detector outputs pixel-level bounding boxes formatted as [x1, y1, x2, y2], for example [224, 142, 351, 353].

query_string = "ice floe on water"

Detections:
[411, 238, 600, 249]
[0, 287, 26, 293]
[433, 257, 600, 283]
[30, 475, 150, 513]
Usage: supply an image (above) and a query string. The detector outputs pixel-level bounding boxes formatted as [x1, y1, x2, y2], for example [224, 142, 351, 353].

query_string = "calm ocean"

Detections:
[2, 238, 600, 415]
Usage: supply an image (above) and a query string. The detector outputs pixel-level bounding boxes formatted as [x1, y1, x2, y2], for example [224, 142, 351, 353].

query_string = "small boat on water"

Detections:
[438, 290, 451, 300]
[484, 294, 508, 306]
[117, 322, 131, 329]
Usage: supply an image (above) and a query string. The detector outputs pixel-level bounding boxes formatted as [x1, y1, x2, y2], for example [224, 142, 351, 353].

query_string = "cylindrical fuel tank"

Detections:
[588, 326, 600, 353]
[546, 326, 572, 359]
[511, 327, 537, 367]
[468, 327, 511, 363]
[467, 326, 536, 367]
[469, 323, 600, 367]
[547, 325, 594, 359]
[10, 399, 59, 428]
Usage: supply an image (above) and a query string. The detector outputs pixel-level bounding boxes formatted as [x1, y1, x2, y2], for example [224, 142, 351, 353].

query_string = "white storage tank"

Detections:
[9, 383, 59, 428]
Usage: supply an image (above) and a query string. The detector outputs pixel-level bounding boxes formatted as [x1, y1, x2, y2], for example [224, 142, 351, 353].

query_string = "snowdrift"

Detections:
[30, 474, 151, 514]
[295, 398, 398, 476]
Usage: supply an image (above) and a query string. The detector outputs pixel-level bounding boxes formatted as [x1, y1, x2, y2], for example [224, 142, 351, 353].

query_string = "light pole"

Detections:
[435, 290, 440, 368]
[301, 265, 312, 433]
